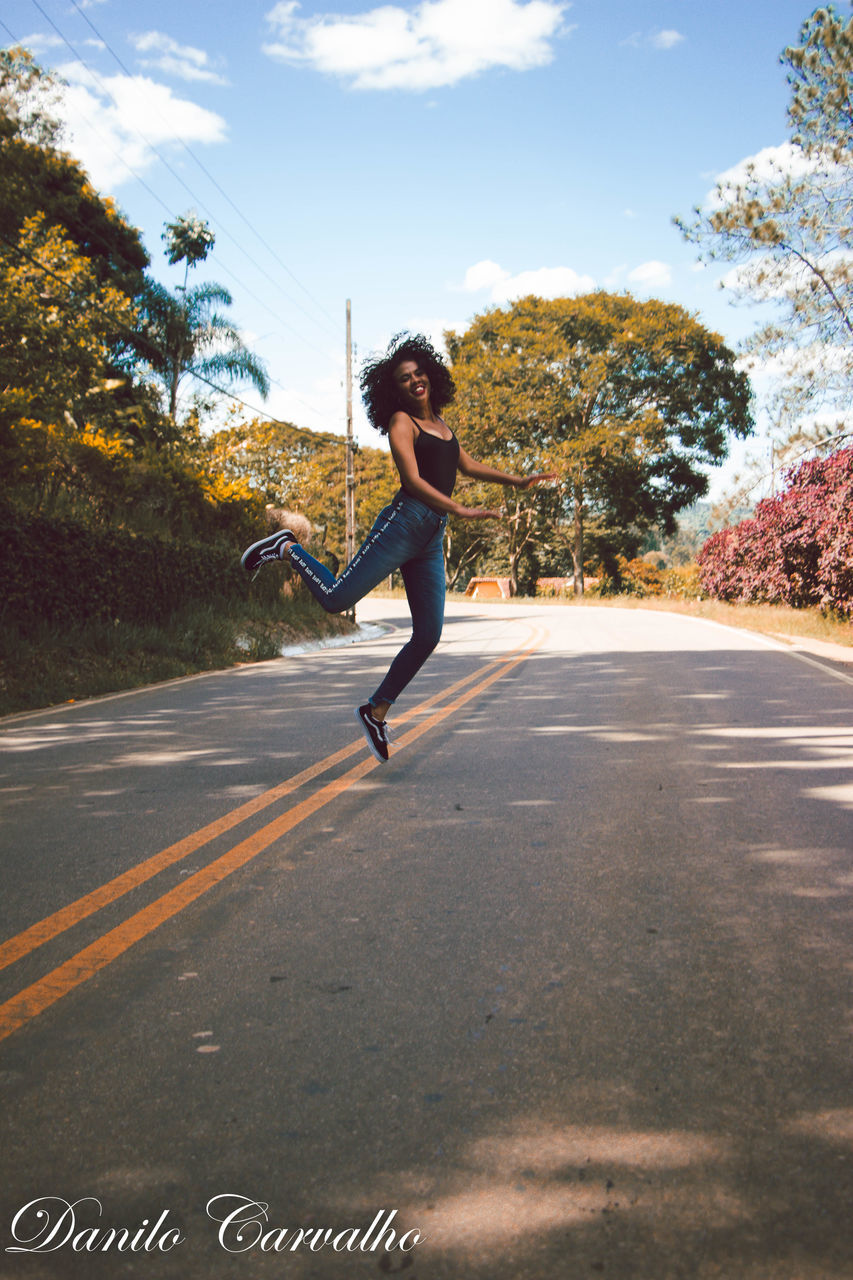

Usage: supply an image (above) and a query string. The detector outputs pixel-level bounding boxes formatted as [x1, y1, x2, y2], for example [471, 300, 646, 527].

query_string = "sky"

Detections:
[1, 0, 824, 496]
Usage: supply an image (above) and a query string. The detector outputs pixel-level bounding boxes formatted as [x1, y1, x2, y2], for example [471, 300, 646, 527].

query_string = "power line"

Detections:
[3, 42, 333, 368]
[190, 368, 344, 435]
[0, 225, 336, 429]
[203, 256, 335, 362]
[29, 0, 340, 345]
[68, 0, 341, 335]
[7, 7, 343, 396]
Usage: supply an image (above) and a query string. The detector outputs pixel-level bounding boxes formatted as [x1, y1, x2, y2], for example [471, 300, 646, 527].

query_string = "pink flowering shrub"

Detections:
[698, 446, 853, 615]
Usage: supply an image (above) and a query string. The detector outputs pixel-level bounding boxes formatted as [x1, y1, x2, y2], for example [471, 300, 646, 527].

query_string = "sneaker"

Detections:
[241, 529, 295, 574]
[355, 703, 390, 763]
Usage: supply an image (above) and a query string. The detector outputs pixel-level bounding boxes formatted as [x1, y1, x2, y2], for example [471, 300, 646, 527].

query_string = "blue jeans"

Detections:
[285, 492, 447, 707]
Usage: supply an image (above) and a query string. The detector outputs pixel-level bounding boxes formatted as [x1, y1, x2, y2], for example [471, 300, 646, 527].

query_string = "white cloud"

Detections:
[16, 33, 65, 54]
[460, 259, 595, 302]
[736, 343, 853, 389]
[709, 142, 827, 205]
[651, 29, 684, 50]
[263, 0, 570, 91]
[18, 33, 105, 55]
[461, 259, 509, 291]
[55, 62, 227, 190]
[720, 247, 853, 302]
[263, 371, 349, 435]
[462, 258, 678, 301]
[621, 28, 684, 50]
[627, 260, 672, 289]
[408, 316, 463, 355]
[130, 32, 228, 85]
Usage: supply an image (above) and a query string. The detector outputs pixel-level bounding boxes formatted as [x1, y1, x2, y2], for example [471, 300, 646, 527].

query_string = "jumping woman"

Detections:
[241, 333, 554, 762]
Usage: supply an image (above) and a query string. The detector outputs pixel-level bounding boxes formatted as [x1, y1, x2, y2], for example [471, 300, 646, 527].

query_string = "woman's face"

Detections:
[392, 359, 431, 415]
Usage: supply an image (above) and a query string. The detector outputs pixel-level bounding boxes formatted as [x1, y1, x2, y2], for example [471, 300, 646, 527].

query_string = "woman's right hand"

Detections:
[456, 507, 503, 521]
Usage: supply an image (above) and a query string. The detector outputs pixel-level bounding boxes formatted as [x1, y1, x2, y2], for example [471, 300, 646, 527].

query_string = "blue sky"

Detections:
[2, 0, 820, 493]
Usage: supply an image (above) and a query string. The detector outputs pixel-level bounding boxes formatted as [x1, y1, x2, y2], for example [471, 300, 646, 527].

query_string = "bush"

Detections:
[660, 563, 705, 599]
[698, 446, 853, 614]
[590, 555, 665, 597]
[0, 511, 284, 633]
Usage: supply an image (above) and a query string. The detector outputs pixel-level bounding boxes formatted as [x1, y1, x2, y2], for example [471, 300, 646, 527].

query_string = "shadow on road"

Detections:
[1, 634, 851, 1278]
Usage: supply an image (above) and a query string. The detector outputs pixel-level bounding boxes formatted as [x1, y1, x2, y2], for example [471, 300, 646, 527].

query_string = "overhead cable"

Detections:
[0, 226, 337, 430]
[68, 0, 341, 335]
[27, 0, 340, 345]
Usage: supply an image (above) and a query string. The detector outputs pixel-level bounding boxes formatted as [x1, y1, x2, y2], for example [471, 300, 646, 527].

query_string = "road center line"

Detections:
[0, 636, 536, 973]
[0, 627, 546, 1043]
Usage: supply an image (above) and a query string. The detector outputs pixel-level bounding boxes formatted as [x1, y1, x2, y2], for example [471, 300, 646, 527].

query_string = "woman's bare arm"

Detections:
[458, 444, 556, 490]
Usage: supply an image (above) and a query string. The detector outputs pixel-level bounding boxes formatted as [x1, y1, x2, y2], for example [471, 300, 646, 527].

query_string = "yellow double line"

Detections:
[0, 628, 546, 1043]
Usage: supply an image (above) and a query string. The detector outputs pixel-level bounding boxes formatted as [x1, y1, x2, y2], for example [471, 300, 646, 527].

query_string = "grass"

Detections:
[0, 595, 355, 718]
[562, 594, 853, 648]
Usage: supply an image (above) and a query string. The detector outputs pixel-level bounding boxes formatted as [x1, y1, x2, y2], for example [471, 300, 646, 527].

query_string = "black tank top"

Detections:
[405, 417, 460, 498]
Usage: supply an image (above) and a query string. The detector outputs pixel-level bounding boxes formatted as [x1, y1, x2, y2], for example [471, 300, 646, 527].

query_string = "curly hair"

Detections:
[359, 332, 456, 435]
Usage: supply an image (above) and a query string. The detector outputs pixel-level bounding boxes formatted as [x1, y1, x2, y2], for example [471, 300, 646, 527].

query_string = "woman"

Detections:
[241, 333, 554, 762]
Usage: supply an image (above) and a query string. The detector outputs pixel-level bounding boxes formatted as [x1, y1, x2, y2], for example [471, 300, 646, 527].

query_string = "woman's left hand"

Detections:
[516, 471, 558, 490]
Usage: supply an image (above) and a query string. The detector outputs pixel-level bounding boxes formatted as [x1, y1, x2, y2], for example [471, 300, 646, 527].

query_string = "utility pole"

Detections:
[345, 299, 355, 619]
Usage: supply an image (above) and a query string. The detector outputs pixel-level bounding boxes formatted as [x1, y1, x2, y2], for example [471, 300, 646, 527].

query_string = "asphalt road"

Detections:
[1, 600, 852, 1280]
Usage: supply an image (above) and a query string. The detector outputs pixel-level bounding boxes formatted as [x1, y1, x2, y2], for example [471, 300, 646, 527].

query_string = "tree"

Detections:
[206, 417, 398, 562]
[0, 48, 148, 293]
[442, 515, 500, 591]
[0, 213, 140, 511]
[676, 7, 853, 423]
[0, 44, 154, 454]
[138, 213, 268, 424]
[0, 46, 64, 148]
[162, 212, 215, 281]
[447, 293, 753, 593]
[0, 50, 263, 545]
[142, 278, 269, 423]
[787, 5, 852, 163]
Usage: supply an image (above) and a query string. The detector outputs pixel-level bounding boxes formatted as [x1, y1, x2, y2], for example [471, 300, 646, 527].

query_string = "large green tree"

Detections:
[0, 45, 160, 471]
[677, 6, 852, 423]
[0, 49, 148, 295]
[0, 48, 267, 545]
[0, 213, 141, 510]
[447, 293, 753, 592]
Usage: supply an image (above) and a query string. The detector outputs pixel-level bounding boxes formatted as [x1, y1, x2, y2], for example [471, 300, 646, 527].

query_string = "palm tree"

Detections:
[142, 278, 270, 422]
[140, 213, 269, 425]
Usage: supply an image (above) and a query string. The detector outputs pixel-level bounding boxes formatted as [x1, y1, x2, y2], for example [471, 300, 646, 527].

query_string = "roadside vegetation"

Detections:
[0, 593, 353, 718]
[0, 49, 353, 717]
[584, 596, 853, 649]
